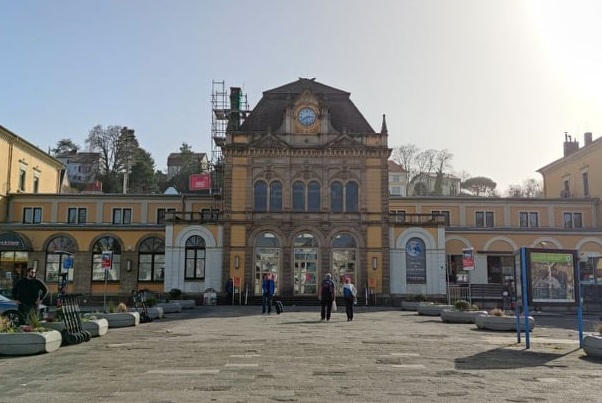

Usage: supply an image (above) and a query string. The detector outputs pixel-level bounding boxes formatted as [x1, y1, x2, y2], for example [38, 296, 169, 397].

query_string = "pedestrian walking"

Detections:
[11, 267, 47, 325]
[262, 273, 275, 314]
[342, 278, 357, 321]
[319, 273, 335, 321]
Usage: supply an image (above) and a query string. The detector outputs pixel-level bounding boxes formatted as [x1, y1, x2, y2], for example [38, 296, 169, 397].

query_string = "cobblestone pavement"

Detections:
[1, 306, 601, 403]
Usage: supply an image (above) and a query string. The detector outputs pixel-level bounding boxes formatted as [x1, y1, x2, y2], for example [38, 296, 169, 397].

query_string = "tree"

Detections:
[391, 144, 455, 196]
[85, 124, 149, 193]
[51, 139, 80, 156]
[461, 176, 497, 196]
[506, 178, 543, 198]
[166, 142, 203, 193]
[128, 149, 158, 193]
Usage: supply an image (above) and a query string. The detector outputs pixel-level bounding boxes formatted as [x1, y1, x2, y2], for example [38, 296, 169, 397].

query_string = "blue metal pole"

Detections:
[521, 247, 530, 349]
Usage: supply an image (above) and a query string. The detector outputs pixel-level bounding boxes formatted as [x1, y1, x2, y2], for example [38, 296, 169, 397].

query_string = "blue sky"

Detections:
[2, 0, 601, 194]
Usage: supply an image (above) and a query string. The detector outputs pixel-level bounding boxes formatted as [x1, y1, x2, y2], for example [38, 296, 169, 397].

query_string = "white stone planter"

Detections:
[0, 330, 62, 356]
[417, 304, 454, 316]
[156, 302, 182, 313]
[170, 299, 196, 309]
[401, 301, 430, 311]
[96, 312, 140, 328]
[583, 334, 602, 359]
[440, 309, 488, 324]
[475, 315, 535, 331]
[44, 318, 109, 337]
[128, 307, 164, 319]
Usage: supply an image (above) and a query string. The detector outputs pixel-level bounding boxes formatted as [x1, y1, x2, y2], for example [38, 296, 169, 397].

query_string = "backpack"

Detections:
[321, 279, 334, 299]
[343, 286, 353, 298]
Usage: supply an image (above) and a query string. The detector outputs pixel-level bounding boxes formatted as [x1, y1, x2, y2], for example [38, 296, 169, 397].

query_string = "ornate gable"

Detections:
[325, 135, 363, 149]
[249, 134, 290, 150]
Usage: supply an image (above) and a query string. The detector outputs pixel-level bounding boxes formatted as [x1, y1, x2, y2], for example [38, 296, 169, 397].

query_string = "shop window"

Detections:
[91, 236, 122, 281]
[138, 237, 165, 282]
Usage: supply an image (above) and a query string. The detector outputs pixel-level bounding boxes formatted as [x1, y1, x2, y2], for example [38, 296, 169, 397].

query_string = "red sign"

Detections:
[462, 248, 474, 271]
[101, 252, 112, 269]
[233, 277, 241, 287]
[189, 173, 211, 190]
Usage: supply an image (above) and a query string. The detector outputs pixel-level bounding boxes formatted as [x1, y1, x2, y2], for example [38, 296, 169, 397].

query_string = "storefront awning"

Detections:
[0, 232, 32, 251]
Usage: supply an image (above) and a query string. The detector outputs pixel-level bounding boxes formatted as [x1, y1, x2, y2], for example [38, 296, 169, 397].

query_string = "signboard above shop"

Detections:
[0, 232, 30, 251]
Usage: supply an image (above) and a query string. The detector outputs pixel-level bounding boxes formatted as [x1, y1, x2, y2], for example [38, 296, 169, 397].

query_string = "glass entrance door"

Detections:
[293, 248, 318, 294]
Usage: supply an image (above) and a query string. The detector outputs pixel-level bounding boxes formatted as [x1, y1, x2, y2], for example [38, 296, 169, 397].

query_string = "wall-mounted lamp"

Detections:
[234, 256, 240, 269]
[372, 256, 378, 271]
[127, 260, 132, 272]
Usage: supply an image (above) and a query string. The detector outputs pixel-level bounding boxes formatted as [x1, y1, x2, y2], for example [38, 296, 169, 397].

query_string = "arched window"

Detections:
[270, 181, 283, 212]
[331, 233, 358, 295]
[185, 235, 206, 280]
[92, 236, 122, 281]
[331, 181, 343, 213]
[45, 236, 77, 284]
[138, 237, 165, 282]
[293, 233, 319, 295]
[292, 181, 305, 212]
[254, 233, 280, 295]
[308, 181, 321, 212]
[345, 181, 359, 212]
[254, 180, 267, 211]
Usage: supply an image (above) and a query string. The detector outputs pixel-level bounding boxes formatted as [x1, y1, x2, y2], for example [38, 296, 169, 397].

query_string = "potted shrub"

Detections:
[583, 323, 602, 359]
[440, 300, 488, 323]
[417, 300, 454, 316]
[97, 302, 140, 328]
[475, 308, 535, 331]
[0, 312, 62, 356]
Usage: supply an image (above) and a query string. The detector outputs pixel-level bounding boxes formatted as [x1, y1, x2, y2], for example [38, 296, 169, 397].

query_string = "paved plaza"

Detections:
[1, 305, 602, 403]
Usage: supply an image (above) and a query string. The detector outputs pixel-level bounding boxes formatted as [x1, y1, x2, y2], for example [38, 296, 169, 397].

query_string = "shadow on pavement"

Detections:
[455, 346, 579, 370]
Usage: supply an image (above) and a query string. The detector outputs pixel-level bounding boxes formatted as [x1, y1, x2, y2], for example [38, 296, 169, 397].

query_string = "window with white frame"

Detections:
[390, 210, 406, 222]
[68, 207, 87, 224]
[431, 210, 450, 226]
[563, 212, 583, 228]
[519, 212, 539, 228]
[23, 207, 42, 224]
[112, 208, 132, 224]
[476, 211, 494, 227]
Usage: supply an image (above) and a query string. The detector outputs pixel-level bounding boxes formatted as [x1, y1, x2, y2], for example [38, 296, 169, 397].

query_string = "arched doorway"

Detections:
[254, 232, 281, 295]
[331, 233, 358, 295]
[293, 232, 319, 295]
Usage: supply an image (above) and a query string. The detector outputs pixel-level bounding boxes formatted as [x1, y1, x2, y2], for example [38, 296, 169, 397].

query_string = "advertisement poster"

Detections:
[529, 250, 576, 303]
[405, 237, 426, 284]
[462, 248, 474, 271]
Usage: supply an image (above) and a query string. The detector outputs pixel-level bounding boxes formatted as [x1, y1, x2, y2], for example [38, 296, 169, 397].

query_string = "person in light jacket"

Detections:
[342, 278, 357, 321]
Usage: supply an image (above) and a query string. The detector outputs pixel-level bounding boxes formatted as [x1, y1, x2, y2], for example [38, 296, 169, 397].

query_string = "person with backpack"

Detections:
[319, 273, 335, 321]
[342, 278, 357, 321]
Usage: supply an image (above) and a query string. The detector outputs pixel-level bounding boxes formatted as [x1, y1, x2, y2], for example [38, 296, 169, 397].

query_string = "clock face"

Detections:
[298, 107, 317, 126]
[406, 240, 423, 257]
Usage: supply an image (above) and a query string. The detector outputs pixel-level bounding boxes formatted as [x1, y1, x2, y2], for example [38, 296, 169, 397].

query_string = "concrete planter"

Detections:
[44, 318, 109, 337]
[96, 312, 140, 328]
[417, 304, 454, 316]
[0, 330, 62, 355]
[440, 309, 488, 324]
[401, 301, 430, 311]
[128, 307, 164, 319]
[170, 299, 196, 309]
[583, 335, 602, 359]
[475, 315, 535, 332]
[156, 302, 182, 313]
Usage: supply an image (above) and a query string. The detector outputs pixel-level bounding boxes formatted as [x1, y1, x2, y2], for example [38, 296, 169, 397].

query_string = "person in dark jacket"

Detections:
[261, 273, 275, 314]
[225, 278, 234, 305]
[11, 267, 48, 325]
[319, 273, 335, 321]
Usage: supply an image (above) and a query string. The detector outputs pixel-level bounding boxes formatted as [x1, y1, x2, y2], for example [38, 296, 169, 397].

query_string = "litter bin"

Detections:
[203, 288, 217, 306]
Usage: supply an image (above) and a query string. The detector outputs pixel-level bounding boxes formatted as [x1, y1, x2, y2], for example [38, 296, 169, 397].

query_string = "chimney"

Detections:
[563, 132, 579, 157]
[584, 132, 593, 146]
[227, 87, 241, 132]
